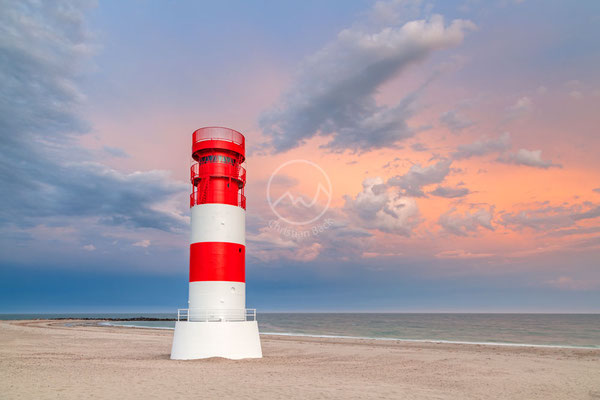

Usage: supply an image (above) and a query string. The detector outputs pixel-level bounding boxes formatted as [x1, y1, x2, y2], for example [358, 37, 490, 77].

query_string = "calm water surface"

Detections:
[2, 313, 599, 348]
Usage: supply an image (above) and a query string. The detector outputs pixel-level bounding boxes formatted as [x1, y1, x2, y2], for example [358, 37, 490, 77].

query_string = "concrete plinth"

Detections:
[170, 320, 262, 360]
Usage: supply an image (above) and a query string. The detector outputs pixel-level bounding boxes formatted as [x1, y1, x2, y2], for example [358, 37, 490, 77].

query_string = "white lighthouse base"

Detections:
[170, 321, 262, 360]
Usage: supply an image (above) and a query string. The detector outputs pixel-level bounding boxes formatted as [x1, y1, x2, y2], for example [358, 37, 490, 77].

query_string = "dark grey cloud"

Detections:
[260, 14, 475, 153]
[387, 159, 452, 197]
[430, 185, 470, 198]
[497, 148, 561, 169]
[593, 188, 600, 194]
[451, 132, 511, 159]
[439, 110, 474, 133]
[0, 0, 186, 232]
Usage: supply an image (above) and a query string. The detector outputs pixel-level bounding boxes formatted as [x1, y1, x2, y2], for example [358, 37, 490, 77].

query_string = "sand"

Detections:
[1, 320, 599, 399]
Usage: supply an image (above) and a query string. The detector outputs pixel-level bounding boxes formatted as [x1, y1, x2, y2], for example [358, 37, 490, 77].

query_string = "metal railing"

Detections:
[190, 163, 246, 183]
[239, 192, 246, 209]
[189, 190, 246, 209]
[192, 127, 245, 146]
[177, 308, 256, 322]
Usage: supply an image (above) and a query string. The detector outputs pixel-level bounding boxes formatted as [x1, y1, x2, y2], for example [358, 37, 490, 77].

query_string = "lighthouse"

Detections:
[171, 127, 262, 360]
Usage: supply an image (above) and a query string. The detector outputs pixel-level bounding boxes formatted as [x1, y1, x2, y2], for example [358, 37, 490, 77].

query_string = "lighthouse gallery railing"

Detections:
[177, 308, 256, 322]
[192, 127, 245, 147]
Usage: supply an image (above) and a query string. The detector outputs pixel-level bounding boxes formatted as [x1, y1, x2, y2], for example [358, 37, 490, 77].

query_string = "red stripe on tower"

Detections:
[189, 242, 245, 282]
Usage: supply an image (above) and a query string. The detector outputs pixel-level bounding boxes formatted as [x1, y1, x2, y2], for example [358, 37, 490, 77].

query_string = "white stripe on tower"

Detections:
[190, 203, 245, 245]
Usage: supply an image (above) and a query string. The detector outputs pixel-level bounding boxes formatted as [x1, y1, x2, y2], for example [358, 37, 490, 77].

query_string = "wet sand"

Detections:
[1, 320, 599, 399]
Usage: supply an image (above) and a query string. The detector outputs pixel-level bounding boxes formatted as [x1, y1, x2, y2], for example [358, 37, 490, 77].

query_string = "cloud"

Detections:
[504, 96, 532, 121]
[344, 177, 421, 235]
[451, 132, 511, 159]
[572, 205, 600, 221]
[439, 206, 494, 236]
[382, 156, 402, 169]
[562, 81, 584, 99]
[387, 159, 452, 197]
[501, 206, 572, 231]
[246, 213, 372, 263]
[133, 240, 151, 248]
[569, 90, 583, 99]
[0, 1, 187, 232]
[430, 185, 470, 198]
[453, 134, 560, 170]
[543, 276, 600, 291]
[564, 80, 581, 89]
[82, 244, 96, 251]
[439, 110, 474, 133]
[498, 149, 561, 169]
[435, 249, 494, 259]
[246, 227, 301, 262]
[594, 188, 600, 194]
[411, 142, 428, 152]
[103, 146, 130, 158]
[544, 226, 600, 238]
[369, 0, 425, 26]
[260, 13, 475, 153]
[500, 203, 600, 232]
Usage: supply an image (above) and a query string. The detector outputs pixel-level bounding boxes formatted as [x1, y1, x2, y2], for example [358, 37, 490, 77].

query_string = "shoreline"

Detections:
[98, 320, 600, 350]
[2, 319, 599, 399]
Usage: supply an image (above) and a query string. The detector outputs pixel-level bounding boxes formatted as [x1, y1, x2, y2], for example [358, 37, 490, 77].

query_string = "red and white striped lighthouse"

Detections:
[171, 127, 262, 360]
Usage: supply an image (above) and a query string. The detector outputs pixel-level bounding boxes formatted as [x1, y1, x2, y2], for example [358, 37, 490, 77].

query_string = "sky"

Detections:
[1, 0, 599, 313]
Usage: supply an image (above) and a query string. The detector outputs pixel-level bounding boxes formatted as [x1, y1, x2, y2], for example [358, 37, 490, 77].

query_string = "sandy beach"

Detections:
[1, 320, 599, 399]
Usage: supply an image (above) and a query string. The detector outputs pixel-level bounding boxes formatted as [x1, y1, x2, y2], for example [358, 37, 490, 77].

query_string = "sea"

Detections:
[2, 313, 599, 349]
